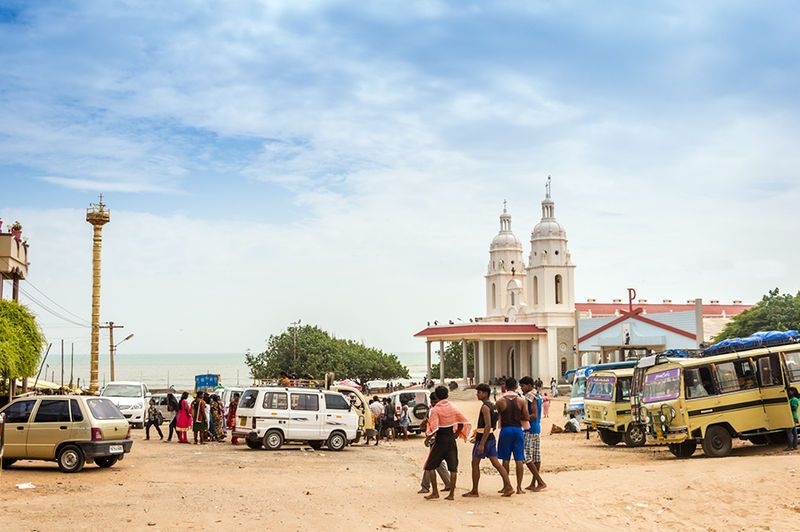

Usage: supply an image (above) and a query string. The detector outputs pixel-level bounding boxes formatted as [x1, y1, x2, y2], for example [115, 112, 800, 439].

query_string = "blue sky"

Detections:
[1, 1, 799, 355]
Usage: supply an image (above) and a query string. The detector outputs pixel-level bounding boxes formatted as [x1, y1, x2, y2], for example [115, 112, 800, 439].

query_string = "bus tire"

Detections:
[623, 423, 646, 447]
[668, 440, 697, 458]
[702, 426, 732, 457]
[599, 428, 622, 446]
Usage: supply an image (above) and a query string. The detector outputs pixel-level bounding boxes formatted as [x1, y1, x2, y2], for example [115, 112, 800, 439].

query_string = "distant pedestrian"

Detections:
[462, 383, 513, 497]
[369, 397, 384, 446]
[564, 413, 580, 433]
[496, 377, 529, 495]
[418, 392, 452, 495]
[192, 392, 208, 445]
[550, 378, 558, 397]
[786, 387, 798, 451]
[399, 401, 410, 440]
[145, 398, 164, 440]
[227, 393, 240, 445]
[542, 392, 551, 418]
[166, 389, 180, 442]
[210, 395, 225, 441]
[175, 392, 192, 444]
[383, 398, 396, 440]
[423, 386, 470, 500]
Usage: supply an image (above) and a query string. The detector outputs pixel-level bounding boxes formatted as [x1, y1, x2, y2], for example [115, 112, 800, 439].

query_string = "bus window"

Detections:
[757, 354, 783, 386]
[616, 377, 632, 402]
[642, 369, 680, 403]
[685, 367, 716, 398]
[586, 376, 615, 401]
[784, 351, 800, 382]
[735, 359, 757, 390]
[715, 362, 739, 393]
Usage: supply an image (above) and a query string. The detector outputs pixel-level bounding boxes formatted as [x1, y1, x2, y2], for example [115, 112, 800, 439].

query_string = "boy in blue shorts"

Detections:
[496, 377, 530, 494]
[463, 384, 513, 497]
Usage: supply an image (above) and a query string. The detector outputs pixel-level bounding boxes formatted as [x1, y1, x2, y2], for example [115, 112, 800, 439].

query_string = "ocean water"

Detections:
[38, 351, 428, 390]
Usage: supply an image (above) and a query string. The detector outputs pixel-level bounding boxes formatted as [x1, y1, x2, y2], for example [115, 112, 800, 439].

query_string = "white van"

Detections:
[233, 386, 358, 451]
[100, 381, 150, 428]
[386, 390, 430, 433]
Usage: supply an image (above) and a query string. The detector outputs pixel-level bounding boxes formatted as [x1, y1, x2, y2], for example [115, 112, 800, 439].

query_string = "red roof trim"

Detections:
[579, 308, 696, 344]
[414, 324, 547, 337]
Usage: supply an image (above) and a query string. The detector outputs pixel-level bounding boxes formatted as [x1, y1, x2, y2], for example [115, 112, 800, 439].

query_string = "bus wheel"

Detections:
[668, 440, 697, 458]
[623, 424, 646, 447]
[599, 428, 622, 446]
[701, 426, 732, 457]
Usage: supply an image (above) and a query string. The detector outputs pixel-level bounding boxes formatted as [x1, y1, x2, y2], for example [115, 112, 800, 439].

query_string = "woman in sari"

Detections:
[227, 393, 240, 445]
[175, 392, 192, 444]
[210, 395, 225, 441]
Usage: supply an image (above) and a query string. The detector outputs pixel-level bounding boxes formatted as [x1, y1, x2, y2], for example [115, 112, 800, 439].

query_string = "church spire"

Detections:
[541, 175, 555, 219]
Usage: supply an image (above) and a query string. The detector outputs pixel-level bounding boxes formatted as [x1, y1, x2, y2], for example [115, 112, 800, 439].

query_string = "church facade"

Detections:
[414, 180, 579, 385]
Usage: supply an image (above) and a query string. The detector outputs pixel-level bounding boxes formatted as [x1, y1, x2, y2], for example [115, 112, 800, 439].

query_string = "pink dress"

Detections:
[542, 396, 551, 417]
[176, 399, 192, 431]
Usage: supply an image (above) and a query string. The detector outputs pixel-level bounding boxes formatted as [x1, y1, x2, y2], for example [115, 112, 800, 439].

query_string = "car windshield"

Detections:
[101, 384, 142, 398]
[570, 376, 587, 398]
[87, 399, 125, 420]
[585, 376, 615, 401]
[642, 369, 681, 403]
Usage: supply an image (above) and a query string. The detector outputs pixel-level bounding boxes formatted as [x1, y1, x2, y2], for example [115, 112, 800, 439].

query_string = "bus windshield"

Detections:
[642, 368, 681, 403]
[570, 376, 587, 398]
[585, 376, 616, 401]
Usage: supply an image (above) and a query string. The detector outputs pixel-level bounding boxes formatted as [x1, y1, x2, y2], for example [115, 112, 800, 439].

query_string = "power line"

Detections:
[18, 286, 90, 328]
[23, 278, 91, 326]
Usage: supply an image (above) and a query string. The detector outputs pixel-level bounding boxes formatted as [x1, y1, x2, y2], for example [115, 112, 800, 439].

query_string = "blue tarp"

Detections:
[703, 330, 799, 356]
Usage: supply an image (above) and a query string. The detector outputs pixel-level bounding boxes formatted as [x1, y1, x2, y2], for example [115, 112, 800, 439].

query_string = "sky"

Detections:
[1, 1, 799, 356]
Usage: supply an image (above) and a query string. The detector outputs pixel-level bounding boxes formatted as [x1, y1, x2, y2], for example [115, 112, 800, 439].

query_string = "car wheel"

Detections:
[95, 456, 119, 469]
[327, 431, 347, 451]
[245, 439, 263, 450]
[598, 428, 622, 446]
[702, 426, 732, 458]
[2, 458, 17, 469]
[623, 423, 646, 447]
[668, 440, 697, 458]
[263, 429, 284, 451]
[57, 444, 86, 473]
[308, 441, 323, 450]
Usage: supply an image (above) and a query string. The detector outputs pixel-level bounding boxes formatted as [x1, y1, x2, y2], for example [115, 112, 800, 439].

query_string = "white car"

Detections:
[100, 381, 150, 428]
[233, 386, 358, 451]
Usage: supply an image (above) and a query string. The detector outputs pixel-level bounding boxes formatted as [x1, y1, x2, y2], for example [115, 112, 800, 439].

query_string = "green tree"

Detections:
[245, 324, 409, 385]
[431, 341, 474, 379]
[0, 300, 46, 386]
[713, 288, 800, 341]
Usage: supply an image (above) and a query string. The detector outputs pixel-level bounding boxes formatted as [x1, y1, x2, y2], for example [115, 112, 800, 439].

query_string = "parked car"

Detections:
[0, 395, 133, 473]
[386, 390, 430, 433]
[100, 381, 150, 428]
[150, 393, 193, 422]
[233, 386, 358, 451]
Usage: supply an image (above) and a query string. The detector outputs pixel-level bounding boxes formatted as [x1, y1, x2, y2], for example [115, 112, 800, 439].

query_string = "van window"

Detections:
[398, 392, 417, 408]
[100, 384, 142, 398]
[70, 399, 84, 422]
[716, 360, 757, 393]
[757, 354, 783, 386]
[34, 400, 71, 423]
[3, 399, 36, 423]
[86, 399, 125, 420]
[616, 377, 632, 402]
[291, 393, 319, 411]
[784, 351, 800, 382]
[239, 389, 259, 409]
[325, 394, 350, 410]
[685, 367, 717, 398]
[263, 392, 288, 410]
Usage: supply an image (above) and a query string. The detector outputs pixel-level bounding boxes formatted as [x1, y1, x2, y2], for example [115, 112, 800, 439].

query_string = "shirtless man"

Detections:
[463, 384, 513, 497]
[496, 377, 529, 494]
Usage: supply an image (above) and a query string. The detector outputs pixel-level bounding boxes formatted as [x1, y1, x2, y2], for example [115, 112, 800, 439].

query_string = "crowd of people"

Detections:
[366, 395, 411, 444]
[144, 389, 242, 445]
[418, 376, 549, 500]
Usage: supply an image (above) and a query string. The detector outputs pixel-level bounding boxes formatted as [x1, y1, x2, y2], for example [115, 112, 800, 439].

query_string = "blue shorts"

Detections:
[472, 435, 498, 459]
[497, 426, 525, 462]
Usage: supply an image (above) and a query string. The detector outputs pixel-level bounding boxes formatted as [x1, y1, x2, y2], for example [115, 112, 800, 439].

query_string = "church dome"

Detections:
[490, 207, 523, 250]
[531, 185, 566, 240]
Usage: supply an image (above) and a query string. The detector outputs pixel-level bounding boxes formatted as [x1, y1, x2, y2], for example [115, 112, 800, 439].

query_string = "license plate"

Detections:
[109, 445, 124, 454]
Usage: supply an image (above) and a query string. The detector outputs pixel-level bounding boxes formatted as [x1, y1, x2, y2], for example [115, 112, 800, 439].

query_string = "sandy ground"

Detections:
[2, 393, 798, 531]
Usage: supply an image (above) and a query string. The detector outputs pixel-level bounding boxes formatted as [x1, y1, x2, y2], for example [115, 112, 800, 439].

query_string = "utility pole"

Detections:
[100, 321, 125, 382]
[69, 343, 74, 389]
[61, 339, 64, 389]
[86, 195, 110, 393]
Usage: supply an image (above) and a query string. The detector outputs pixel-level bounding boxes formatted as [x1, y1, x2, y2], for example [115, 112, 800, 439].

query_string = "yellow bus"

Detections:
[584, 367, 646, 447]
[639, 342, 800, 458]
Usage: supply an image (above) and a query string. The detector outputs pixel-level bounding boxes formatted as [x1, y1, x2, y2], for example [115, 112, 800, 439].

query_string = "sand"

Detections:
[2, 394, 798, 531]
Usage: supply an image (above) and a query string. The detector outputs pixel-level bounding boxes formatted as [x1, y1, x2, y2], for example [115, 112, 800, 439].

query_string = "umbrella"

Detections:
[335, 379, 362, 390]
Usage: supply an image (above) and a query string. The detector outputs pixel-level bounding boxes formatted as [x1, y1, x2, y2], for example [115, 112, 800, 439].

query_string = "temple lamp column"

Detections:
[461, 340, 468, 385]
[439, 340, 445, 384]
[426, 341, 432, 382]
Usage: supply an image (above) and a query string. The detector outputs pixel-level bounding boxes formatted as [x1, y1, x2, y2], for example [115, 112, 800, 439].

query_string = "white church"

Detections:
[415, 179, 579, 385]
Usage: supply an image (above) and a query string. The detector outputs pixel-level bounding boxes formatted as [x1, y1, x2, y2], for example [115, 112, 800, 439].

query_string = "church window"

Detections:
[510, 291, 515, 306]
[555, 250, 559, 255]
[555, 275, 563, 304]
[533, 276, 539, 305]
[492, 283, 497, 308]
[561, 357, 568, 377]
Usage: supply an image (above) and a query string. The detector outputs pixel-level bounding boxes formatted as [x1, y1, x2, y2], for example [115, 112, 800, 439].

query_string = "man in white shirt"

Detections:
[369, 397, 385, 445]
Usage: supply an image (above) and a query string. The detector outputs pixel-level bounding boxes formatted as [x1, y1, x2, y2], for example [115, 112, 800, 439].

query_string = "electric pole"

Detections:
[100, 321, 125, 382]
[69, 343, 74, 389]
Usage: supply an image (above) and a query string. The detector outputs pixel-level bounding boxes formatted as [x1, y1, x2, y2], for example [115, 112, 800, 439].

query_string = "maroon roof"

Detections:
[576, 302, 751, 317]
[414, 324, 547, 337]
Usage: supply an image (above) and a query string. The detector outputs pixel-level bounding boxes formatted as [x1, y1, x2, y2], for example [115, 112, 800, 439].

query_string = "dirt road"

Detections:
[2, 396, 798, 531]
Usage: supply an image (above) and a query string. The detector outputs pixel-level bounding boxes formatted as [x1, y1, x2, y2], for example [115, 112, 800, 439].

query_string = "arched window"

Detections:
[533, 276, 539, 305]
[561, 357, 568, 377]
[491, 283, 497, 308]
[510, 291, 515, 306]
[555, 274, 563, 304]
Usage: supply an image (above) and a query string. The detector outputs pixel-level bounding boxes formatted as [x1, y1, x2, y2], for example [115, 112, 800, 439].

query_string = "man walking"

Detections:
[463, 384, 513, 497]
[369, 397, 384, 446]
[520, 377, 547, 491]
[419, 391, 452, 494]
[496, 377, 529, 495]
[423, 386, 470, 500]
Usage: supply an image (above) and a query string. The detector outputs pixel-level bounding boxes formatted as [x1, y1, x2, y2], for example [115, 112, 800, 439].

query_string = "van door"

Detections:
[1, 399, 37, 458]
[323, 393, 351, 434]
[758, 353, 794, 429]
[289, 392, 321, 440]
[27, 399, 73, 459]
[258, 391, 289, 435]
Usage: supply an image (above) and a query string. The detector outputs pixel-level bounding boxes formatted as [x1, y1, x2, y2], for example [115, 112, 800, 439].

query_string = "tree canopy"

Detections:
[245, 324, 409, 385]
[713, 288, 800, 341]
[431, 341, 474, 379]
[0, 300, 46, 380]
